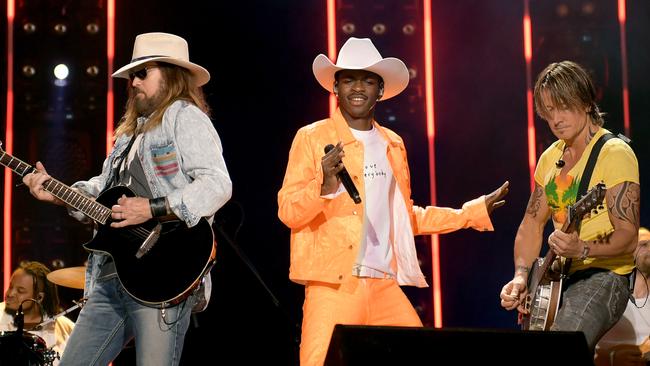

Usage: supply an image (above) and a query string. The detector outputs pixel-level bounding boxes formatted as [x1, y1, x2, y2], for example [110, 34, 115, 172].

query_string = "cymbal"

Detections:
[47, 266, 86, 290]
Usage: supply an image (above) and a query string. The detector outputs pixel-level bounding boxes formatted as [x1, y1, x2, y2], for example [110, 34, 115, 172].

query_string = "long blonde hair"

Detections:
[114, 63, 210, 138]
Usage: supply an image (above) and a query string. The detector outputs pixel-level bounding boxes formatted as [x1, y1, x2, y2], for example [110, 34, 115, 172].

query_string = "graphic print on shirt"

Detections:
[545, 173, 580, 225]
[151, 144, 179, 178]
[364, 163, 388, 181]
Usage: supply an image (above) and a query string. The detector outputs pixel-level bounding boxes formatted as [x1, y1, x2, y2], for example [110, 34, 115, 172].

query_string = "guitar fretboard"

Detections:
[0, 151, 112, 224]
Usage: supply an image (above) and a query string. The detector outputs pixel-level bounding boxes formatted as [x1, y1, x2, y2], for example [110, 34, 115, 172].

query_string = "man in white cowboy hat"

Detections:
[22, 32, 232, 365]
[278, 37, 509, 366]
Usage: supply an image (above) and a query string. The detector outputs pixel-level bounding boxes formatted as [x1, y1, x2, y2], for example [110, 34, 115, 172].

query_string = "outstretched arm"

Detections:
[485, 181, 509, 214]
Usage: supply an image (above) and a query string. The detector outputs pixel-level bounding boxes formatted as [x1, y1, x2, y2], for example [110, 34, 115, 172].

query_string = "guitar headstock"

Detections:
[569, 182, 607, 221]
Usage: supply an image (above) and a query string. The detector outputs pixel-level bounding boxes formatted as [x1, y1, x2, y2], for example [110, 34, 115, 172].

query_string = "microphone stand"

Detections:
[212, 201, 300, 345]
[14, 302, 25, 335]
[12, 298, 48, 365]
[36, 298, 87, 329]
[13, 298, 43, 333]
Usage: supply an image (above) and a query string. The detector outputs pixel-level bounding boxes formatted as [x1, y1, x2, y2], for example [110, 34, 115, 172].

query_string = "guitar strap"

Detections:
[102, 132, 138, 192]
[563, 132, 620, 274]
[574, 132, 618, 231]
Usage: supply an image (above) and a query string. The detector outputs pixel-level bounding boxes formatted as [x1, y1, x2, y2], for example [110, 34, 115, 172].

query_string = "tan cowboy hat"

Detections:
[112, 32, 210, 87]
[312, 37, 409, 101]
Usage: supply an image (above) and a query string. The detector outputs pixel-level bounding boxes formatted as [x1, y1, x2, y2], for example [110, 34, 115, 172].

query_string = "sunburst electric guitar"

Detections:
[0, 143, 216, 308]
[522, 182, 607, 330]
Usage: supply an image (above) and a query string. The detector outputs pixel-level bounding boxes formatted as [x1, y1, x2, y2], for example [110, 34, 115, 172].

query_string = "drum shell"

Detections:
[0, 330, 47, 365]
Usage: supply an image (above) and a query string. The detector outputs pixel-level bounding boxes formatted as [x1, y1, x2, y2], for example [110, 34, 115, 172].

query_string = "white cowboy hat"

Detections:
[112, 32, 210, 87]
[312, 37, 409, 101]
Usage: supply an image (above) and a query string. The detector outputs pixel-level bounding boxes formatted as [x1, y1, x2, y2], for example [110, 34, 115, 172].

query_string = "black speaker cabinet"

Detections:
[325, 325, 593, 365]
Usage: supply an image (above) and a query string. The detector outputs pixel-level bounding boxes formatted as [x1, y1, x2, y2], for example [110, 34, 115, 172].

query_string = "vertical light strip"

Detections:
[617, 0, 630, 136]
[326, 0, 337, 116]
[106, 0, 115, 153]
[422, 0, 441, 328]
[106, 4, 115, 366]
[3, 0, 15, 294]
[523, 0, 536, 192]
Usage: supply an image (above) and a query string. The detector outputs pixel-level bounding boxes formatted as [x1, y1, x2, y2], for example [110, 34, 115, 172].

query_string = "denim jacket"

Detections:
[71, 100, 232, 307]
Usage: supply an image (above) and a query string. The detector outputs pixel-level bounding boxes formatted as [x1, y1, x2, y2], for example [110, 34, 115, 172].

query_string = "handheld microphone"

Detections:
[324, 144, 362, 204]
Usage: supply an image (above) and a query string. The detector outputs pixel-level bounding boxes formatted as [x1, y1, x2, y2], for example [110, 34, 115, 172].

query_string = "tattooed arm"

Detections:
[500, 183, 551, 313]
[593, 181, 640, 256]
[551, 181, 640, 259]
[514, 183, 552, 273]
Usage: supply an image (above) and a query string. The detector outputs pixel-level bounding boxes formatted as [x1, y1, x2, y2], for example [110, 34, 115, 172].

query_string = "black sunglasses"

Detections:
[129, 66, 157, 81]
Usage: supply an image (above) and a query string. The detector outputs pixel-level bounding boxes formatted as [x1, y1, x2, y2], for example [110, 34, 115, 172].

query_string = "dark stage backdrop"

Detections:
[1, 1, 649, 365]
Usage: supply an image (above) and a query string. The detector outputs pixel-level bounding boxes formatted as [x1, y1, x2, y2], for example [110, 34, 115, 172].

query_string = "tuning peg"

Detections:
[598, 204, 604, 211]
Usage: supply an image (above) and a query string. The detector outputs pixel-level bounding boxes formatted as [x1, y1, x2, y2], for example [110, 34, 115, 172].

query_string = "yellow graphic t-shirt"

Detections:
[534, 128, 639, 275]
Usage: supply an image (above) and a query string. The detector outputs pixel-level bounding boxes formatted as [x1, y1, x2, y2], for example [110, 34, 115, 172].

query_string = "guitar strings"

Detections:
[3, 151, 157, 241]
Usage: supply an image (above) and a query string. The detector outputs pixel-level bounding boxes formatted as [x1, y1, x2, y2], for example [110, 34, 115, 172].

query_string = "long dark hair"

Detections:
[18, 261, 60, 317]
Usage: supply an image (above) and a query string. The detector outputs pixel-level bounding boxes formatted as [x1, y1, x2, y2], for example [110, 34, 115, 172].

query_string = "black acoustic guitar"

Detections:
[0, 144, 216, 307]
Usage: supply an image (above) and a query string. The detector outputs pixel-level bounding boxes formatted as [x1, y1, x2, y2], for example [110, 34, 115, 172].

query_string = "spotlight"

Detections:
[341, 22, 356, 34]
[51, 259, 65, 270]
[54, 64, 69, 80]
[86, 23, 100, 34]
[556, 4, 569, 18]
[372, 23, 386, 35]
[54, 23, 67, 35]
[22, 22, 37, 34]
[402, 24, 415, 35]
[408, 67, 417, 79]
[53, 64, 70, 87]
[582, 2, 595, 15]
[86, 65, 100, 77]
[88, 95, 97, 111]
[22, 65, 36, 77]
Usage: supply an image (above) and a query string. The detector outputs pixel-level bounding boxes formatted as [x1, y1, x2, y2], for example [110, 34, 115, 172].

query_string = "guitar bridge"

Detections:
[136, 222, 162, 259]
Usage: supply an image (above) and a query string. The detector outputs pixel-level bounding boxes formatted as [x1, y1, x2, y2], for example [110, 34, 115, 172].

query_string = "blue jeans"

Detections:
[550, 269, 629, 351]
[60, 276, 193, 366]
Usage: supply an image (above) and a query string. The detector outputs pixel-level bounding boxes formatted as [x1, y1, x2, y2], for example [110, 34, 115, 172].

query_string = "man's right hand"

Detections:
[320, 142, 346, 196]
[500, 275, 529, 313]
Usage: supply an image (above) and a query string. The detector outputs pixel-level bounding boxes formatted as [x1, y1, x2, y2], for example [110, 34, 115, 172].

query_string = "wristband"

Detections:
[579, 244, 590, 260]
[149, 197, 168, 217]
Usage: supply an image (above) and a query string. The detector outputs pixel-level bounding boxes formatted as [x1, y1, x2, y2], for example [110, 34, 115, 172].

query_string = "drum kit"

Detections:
[0, 266, 86, 366]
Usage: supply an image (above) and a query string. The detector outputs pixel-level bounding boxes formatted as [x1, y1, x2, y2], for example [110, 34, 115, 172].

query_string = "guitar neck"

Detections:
[0, 151, 112, 224]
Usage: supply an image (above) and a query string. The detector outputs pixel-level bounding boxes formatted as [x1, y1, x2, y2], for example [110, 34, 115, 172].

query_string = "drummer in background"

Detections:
[0, 261, 74, 364]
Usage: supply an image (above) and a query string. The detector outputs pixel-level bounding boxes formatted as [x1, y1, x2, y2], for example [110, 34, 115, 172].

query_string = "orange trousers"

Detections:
[300, 277, 423, 366]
